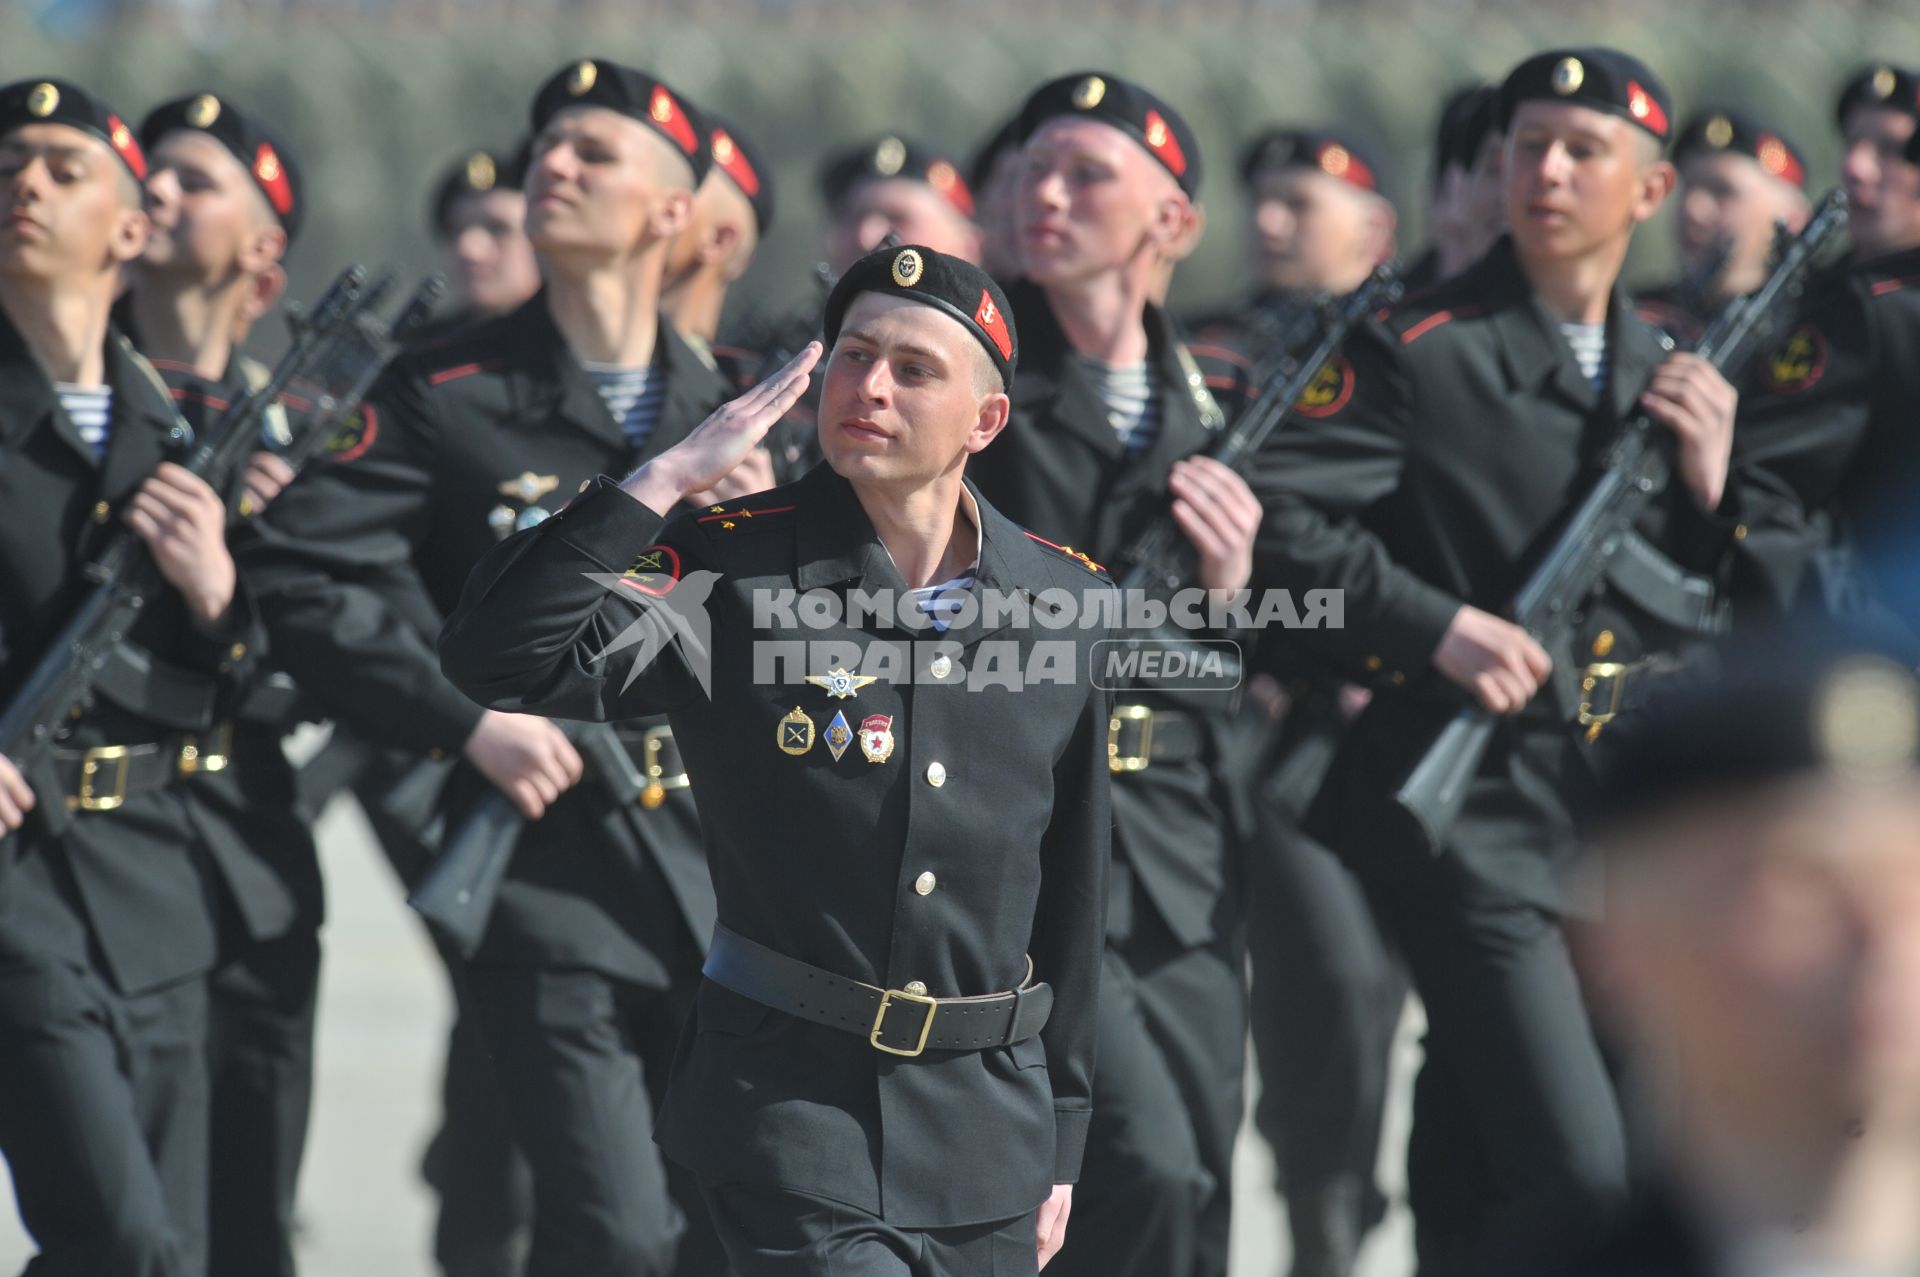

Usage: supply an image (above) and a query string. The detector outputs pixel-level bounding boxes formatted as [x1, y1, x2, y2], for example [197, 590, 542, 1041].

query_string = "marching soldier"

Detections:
[1723, 71, 1920, 618]
[438, 243, 1112, 1277]
[819, 134, 982, 273]
[968, 71, 1260, 1277]
[123, 89, 323, 1277]
[423, 141, 543, 338]
[1635, 110, 1811, 338]
[1405, 84, 1503, 290]
[970, 115, 1027, 282]
[239, 60, 733, 1276]
[0, 76, 264, 1275]
[1248, 48, 1759, 1270]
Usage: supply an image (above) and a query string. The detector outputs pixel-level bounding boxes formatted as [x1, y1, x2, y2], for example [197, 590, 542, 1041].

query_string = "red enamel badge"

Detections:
[1142, 109, 1187, 177]
[254, 142, 295, 217]
[649, 86, 698, 157]
[974, 290, 1013, 360]
[1626, 82, 1668, 137]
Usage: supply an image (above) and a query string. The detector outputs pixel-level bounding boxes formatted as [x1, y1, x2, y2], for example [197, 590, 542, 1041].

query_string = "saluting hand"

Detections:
[623, 343, 821, 517]
[0, 755, 35, 833]
[463, 709, 585, 821]
[686, 445, 778, 510]
[1434, 604, 1554, 715]
[1641, 352, 1737, 511]
[1037, 1183, 1073, 1269]
[1168, 456, 1263, 595]
[124, 462, 238, 627]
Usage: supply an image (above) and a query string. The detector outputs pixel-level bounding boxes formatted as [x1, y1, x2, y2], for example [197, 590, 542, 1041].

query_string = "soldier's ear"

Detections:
[108, 204, 149, 267]
[650, 187, 696, 242]
[1631, 158, 1677, 225]
[240, 262, 287, 326]
[965, 389, 1012, 455]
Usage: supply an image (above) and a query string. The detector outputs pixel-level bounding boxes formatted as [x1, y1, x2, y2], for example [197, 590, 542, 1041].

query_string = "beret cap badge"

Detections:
[1872, 66, 1897, 99]
[567, 60, 597, 97]
[1705, 115, 1734, 147]
[466, 151, 496, 190]
[26, 83, 58, 117]
[1551, 57, 1585, 95]
[186, 94, 220, 128]
[874, 136, 907, 176]
[1814, 657, 1920, 777]
[890, 248, 924, 288]
[1071, 76, 1106, 110]
[1320, 144, 1352, 177]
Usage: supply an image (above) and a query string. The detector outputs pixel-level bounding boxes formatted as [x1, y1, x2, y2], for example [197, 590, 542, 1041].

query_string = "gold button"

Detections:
[92, 500, 111, 523]
[925, 761, 946, 787]
[1733, 523, 1748, 541]
[428, 746, 446, 761]
[904, 981, 929, 997]
[1591, 629, 1616, 658]
[578, 480, 592, 493]
[914, 871, 936, 896]
[930, 654, 952, 679]
[1362, 654, 1383, 671]
[228, 642, 247, 661]
[1389, 671, 1406, 685]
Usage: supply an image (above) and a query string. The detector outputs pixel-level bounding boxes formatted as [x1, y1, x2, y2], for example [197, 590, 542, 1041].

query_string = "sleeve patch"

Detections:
[1759, 324, 1828, 394]
[1293, 354, 1356, 419]
[325, 404, 378, 463]
[619, 544, 683, 597]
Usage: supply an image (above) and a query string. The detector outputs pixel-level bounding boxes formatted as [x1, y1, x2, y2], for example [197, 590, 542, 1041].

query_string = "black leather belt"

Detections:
[1107, 704, 1204, 773]
[52, 723, 234, 812]
[703, 923, 1053, 1058]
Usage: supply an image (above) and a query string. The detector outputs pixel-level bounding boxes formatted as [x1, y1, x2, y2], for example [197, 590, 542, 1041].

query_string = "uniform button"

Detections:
[1590, 629, 1616, 658]
[92, 500, 111, 523]
[1733, 523, 1748, 541]
[228, 642, 247, 661]
[904, 981, 929, 997]
[930, 654, 952, 679]
[1389, 670, 1406, 685]
[1362, 654, 1383, 672]
[428, 746, 446, 762]
[914, 871, 937, 896]
[925, 761, 946, 787]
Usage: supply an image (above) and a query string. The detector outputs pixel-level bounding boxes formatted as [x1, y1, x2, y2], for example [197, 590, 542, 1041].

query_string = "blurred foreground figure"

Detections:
[1502, 631, 1920, 1275]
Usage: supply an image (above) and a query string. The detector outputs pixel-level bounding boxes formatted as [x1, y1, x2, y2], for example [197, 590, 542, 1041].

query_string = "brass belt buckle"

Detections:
[68, 744, 132, 812]
[870, 986, 939, 1058]
[179, 722, 234, 777]
[1577, 662, 1629, 742]
[1107, 704, 1155, 774]
[639, 724, 688, 810]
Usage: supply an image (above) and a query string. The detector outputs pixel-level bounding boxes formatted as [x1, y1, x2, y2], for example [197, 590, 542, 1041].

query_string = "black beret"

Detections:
[1435, 84, 1499, 177]
[704, 113, 775, 235]
[818, 136, 975, 219]
[530, 59, 710, 185]
[429, 141, 530, 239]
[1016, 72, 1203, 198]
[1835, 64, 1920, 129]
[1240, 127, 1393, 201]
[1674, 109, 1808, 189]
[822, 244, 1016, 390]
[140, 93, 305, 242]
[969, 114, 1025, 192]
[1497, 48, 1673, 147]
[0, 78, 146, 180]
[1587, 624, 1920, 837]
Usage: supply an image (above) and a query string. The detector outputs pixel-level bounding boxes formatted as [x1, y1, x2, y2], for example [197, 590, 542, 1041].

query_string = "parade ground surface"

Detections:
[0, 786, 1420, 1276]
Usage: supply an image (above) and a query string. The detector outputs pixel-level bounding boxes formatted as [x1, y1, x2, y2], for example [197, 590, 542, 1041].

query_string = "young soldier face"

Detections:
[1248, 165, 1387, 295]
[141, 129, 279, 284]
[1840, 106, 1920, 258]
[525, 106, 694, 263]
[1018, 116, 1183, 288]
[0, 122, 146, 284]
[442, 186, 542, 317]
[1677, 151, 1806, 294]
[818, 292, 1007, 492]
[1599, 779, 1920, 1132]
[825, 178, 980, 276]
[1504, 101, 1668, 263]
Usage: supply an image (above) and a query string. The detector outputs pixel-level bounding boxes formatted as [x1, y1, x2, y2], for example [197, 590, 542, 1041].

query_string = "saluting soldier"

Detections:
[1730, 68, 1920, 617]
[1635, 110, 1811, 339]
[1247, 49, 1762, 1270]
[422, 141, 543, 340]
[438, 243, 1111, 1277]
[238, 59, 735, 1277]
[968, 71, 1262, 1277]
[120, 89, 323, 1277]
[819, 134, 982, 273]
[0, 76, 267, 1275]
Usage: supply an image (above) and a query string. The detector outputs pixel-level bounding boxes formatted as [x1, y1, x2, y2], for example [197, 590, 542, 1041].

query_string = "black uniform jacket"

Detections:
[1248, 238, 1755, 908]
[1730, 246, 1920, 611]
[968, 280, 1250, 948]
[0, 309, 272, 994]
[239, 293, 729, 982]
[437, 462, 1114, 1227]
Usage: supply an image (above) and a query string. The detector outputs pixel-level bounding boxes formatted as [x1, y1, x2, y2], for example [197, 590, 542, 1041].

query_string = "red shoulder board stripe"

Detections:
[696, 503, 799, 524]
[1186, 342, 1251, 368]
[1869, 276, 1920, 297]
[1400, 307, 1483, 346]
[1022, 530, 1106, 573]
[428, 360, 507, 386]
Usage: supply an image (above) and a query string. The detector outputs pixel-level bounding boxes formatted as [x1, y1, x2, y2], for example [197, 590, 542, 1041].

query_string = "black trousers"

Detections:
[1245, 809, 1403, 1277]
[0, 953, 209, 1277]
[1365, 874, 1626, 1276]
[1045, 886, 1245, 1277]
[469, 951, 723, 1277]
[204, 926, 319, 1277]
[702, 1182, 1037, 1277]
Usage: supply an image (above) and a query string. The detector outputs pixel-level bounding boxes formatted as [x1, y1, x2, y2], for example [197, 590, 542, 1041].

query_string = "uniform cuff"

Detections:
[1371, 574, 1464, 673]
[1053, 1107, 1092, 1183]
[548, 476, 670, 573]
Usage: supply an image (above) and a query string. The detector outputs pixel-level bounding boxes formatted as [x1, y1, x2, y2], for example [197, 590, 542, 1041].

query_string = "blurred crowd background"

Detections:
[14, 0, 1920, 349]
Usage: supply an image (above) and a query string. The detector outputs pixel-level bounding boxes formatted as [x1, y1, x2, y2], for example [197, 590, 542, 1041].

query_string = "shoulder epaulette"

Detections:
[695, 499, 800, 533]
[427, 358, 510, 387]
[1022, 530, 1108, 576]
[1868, 274, 1920, 298]
[1397, 305, 1485, 346]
